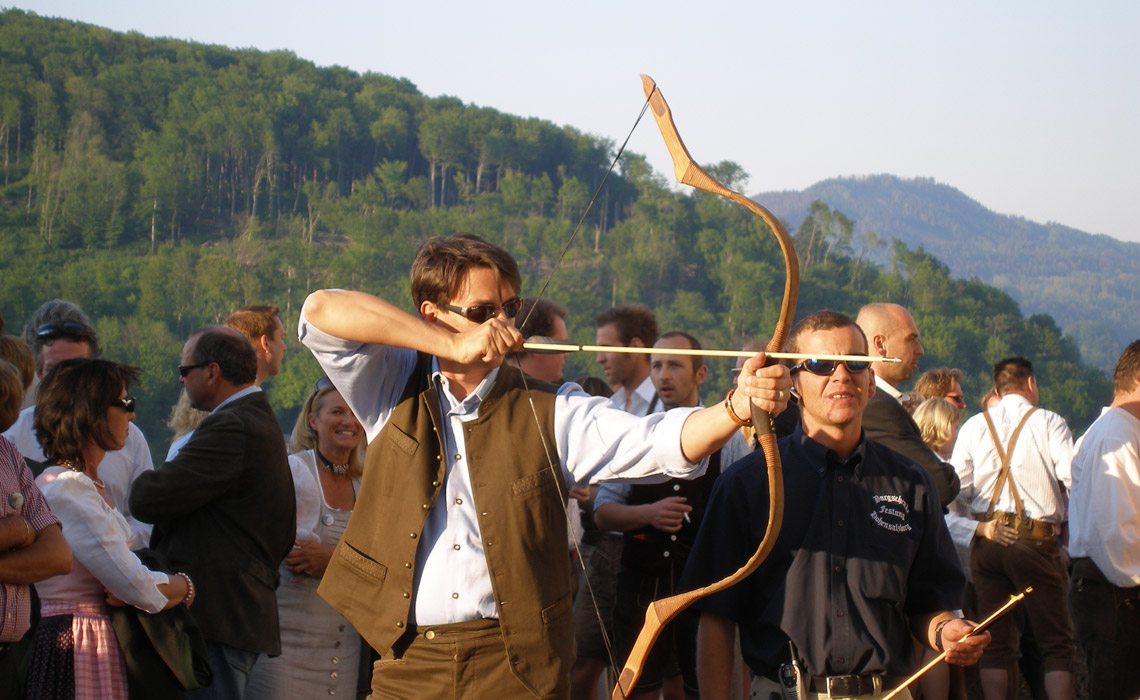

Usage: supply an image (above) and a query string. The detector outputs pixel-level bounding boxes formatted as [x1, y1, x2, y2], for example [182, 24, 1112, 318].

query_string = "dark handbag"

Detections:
[109, 549, 213, 700]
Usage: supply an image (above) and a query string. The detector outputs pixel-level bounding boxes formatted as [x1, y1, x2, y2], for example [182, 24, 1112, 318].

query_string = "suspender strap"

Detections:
[982, 407, 1037, 521]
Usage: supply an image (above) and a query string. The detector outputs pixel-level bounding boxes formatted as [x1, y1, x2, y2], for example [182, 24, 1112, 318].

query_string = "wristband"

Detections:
[22, 518, 35, 547]
[724, 389, 753, 428]
[934, 618, 954, 652]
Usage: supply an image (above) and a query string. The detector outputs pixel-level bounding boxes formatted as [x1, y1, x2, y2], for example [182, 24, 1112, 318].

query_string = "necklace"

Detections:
[57, 458, 106, 490]
[316, 449, 349, 476]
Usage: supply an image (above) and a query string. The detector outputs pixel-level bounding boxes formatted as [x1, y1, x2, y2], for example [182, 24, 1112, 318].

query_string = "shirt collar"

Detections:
[874, 374, 902, 400]
[431, 357, 500, 415]
[791, 421, 867, 478]
[211, 384, 261, 414]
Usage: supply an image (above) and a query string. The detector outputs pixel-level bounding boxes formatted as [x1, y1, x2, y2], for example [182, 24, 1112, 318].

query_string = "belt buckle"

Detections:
[825, 674, 881, 698]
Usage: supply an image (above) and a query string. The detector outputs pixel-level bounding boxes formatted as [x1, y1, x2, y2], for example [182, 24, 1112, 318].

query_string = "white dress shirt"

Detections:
[949, 393, 1073, 524]
[1069, 406, 1140, 587]
[299, 311, 704, 625]
[5, 406, 155, 544]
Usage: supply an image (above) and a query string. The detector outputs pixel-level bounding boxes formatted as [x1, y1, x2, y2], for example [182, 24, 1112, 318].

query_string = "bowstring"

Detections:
[513, 91, 655, 683]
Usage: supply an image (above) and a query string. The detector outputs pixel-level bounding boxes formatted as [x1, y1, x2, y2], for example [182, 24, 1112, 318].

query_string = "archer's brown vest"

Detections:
[318, 355, 572, 698]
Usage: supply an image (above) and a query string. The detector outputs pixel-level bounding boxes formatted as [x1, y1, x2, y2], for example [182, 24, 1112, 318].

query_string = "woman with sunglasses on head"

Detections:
[25, 358, 193, 700]
[247, 378, 365, 700]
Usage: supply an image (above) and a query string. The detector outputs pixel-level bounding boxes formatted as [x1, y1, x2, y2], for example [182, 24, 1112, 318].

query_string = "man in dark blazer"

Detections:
[857, 303, 960, 509]
[130, 326, 295, 700]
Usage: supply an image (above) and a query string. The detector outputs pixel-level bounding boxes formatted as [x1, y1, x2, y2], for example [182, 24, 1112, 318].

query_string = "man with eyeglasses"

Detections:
[856, 303, 961, 509]
[297, 233, 792, 700]
[3, 299, 155, 544]
[683, 310, 989, 700]
[130, 326, 295, 700]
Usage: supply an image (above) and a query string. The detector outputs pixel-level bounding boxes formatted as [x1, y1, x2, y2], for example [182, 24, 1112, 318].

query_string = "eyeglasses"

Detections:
[440, 298, 523, 324]
[110, 396, 137, 412]
[178, 362, 212, 378]
[791, 358, 871, 376]
[36, 322, 89, 339]
[945, 394, 967, 408]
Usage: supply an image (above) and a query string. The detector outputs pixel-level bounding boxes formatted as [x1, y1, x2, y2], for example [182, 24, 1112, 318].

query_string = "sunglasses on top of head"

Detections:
[791, 358, 871, 376]
[440, 298, 523, 324]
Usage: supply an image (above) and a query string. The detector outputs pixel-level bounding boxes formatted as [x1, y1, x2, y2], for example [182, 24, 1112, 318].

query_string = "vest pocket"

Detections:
[511, 468, 558, 497]
[335, 541, 389, 584]
[541, 591, 573, 625]
[383, 425, 419, 457]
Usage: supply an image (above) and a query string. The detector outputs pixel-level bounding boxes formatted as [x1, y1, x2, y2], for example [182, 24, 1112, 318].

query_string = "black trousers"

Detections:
[1070, 557, 1140, 700]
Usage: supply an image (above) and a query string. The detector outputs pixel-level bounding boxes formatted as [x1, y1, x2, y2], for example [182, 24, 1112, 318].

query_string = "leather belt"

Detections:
[807, 673, 894, 697]
[974, 512, 1056, 541]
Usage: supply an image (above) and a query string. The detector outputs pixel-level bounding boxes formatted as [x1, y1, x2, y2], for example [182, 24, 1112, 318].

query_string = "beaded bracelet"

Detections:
[723, 389, 753, 427]
[176, 572, 196, 606]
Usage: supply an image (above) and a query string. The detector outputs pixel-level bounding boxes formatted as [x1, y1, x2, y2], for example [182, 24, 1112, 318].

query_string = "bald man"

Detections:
[856, 303, 960, 509]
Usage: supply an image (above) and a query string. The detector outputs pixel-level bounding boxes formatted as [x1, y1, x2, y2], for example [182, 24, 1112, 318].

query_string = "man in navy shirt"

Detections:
[682, 310, 990, 700]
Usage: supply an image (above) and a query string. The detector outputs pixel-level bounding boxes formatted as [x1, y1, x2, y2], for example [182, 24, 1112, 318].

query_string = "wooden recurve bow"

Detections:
[610, 75, 801, 698]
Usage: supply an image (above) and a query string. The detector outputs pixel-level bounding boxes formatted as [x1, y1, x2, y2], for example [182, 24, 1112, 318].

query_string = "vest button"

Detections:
[396, 621, 404, 628]
[670, 535, 677, 541]
[663, 551, 671, 558]
[422, 503, 430, 510]
[403, 592, 410, 598]
[409, 532, 417, 539]
[673, 484, 681, 491]
[432, 480, 440, 487]
[404, 562, 412, 568]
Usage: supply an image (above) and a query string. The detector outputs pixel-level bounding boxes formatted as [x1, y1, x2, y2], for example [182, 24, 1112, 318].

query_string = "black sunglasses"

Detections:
[36, 322, 88, 339]
[110, 396, 137, 412]
[440, 298, 523, 324]
[791, 358, 871, 376]
[178, 362, 212, 378]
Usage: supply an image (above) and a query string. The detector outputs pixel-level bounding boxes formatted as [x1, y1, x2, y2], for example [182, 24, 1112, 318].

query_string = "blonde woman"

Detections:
[246, 378, 365, 700]
[913, 397, 961, 459]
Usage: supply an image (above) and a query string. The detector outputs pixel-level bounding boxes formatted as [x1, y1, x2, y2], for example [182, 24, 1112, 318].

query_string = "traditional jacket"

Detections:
[318, 355, 571, 698]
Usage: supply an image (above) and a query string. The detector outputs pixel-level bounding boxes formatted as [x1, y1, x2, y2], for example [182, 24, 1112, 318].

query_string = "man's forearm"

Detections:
[303, 289, 452, 353]
[697, 612, 738, 700]
[0, 523, 70, 584]
[0, 513, 34, 550]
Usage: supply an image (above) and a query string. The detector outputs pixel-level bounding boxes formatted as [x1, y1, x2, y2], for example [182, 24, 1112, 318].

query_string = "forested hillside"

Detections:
[0, 11, 1112, 462]
[756, 175, 1140, 373]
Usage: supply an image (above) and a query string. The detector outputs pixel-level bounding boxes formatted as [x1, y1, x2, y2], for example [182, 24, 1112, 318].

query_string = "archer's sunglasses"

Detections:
[110, 397, 137, 413]
[440, 298, 523, 324]
[791, 358, 871, 376]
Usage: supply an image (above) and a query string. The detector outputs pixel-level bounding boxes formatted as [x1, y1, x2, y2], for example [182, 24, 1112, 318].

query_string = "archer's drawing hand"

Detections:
[448, 316, 523, 365]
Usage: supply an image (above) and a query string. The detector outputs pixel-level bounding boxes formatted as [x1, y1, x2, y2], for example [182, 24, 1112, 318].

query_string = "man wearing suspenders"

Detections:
[949, 357, 1077, 700]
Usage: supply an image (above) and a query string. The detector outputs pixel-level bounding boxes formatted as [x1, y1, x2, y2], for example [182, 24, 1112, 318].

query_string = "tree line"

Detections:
[0, 10, 1111, 463]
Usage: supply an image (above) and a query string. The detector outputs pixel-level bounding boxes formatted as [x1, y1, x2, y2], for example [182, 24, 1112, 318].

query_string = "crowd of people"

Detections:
[0, 232, 1136, 700]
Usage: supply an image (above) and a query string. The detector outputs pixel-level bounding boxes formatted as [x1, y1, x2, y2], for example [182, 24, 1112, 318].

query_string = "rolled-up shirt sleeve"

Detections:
[555, 383, 705, 486]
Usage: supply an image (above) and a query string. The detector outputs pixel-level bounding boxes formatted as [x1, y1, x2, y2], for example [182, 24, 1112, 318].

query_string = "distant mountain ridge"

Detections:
[754, 174, 1139, 372]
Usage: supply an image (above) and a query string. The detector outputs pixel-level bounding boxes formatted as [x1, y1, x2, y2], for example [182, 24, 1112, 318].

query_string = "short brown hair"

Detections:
[34, 358, 140, 463]
[1113, 340, 1140, 395]
[410, 234, 521, 307]
[0, 360, 23, 432]
[914, 367, 963, 400]
[189, 327, 257, 386]
[594, 305, 658, 346]
[786, 311, 867, 356]
[225, 305, 282, 344]
[512, 298, 569, 359]
[0, 336, 35, 391]
[658, 331, 703, 372]
[993, 357, 1033, 396]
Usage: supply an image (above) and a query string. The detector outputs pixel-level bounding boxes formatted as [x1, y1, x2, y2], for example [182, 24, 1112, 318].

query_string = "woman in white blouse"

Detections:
[27, 359, 193, 700]
[247, 377, 365, 700]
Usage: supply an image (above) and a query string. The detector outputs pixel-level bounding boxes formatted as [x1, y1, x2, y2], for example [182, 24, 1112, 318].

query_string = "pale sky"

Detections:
[11, 0, 1140, 243]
